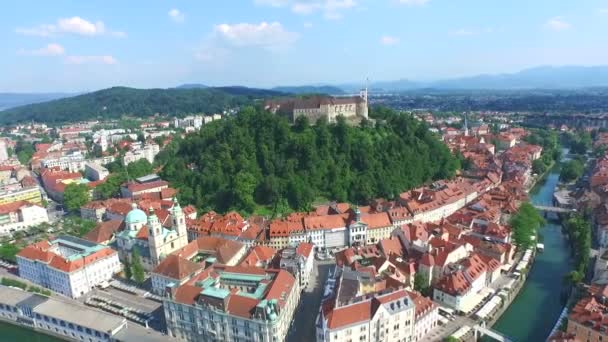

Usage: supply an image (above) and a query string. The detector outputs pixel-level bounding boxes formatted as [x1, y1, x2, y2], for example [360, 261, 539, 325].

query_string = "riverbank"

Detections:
[489, 168, 573, 341]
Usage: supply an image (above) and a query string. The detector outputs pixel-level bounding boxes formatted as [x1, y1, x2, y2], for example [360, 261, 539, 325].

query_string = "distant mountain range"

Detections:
[271, 85, 345, 95]
[337, 66, 608, 92]
[5, 65, 608, 124]
[0, 93, 73, 111]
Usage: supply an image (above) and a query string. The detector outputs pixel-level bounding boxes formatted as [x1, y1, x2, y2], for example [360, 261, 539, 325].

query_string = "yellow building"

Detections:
[0, 187, 42, 205]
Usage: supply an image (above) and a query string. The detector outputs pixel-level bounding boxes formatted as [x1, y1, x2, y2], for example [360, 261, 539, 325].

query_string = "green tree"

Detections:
[131, 249, 145, 284]
[126, 159, 153, 179]
[0, 244, 22, 263]
[510, 202, 545, 249]
[532, 159, 547, 175]
[95, 172, 127, 199]
[560, 160, 584, 183]
[159, 107, 459, 215]
[414, 273, 431, 296]
[63, 183, 90, 213]
[123, 259, 132, 280]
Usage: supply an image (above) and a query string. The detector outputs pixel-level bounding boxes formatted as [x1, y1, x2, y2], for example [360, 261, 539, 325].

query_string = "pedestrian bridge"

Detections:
[473, 324, 514, 342]
[533, 205, 575, 214]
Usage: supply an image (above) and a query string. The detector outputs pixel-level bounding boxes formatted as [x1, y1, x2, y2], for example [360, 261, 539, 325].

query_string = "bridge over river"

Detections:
[533, 205, 576, 214]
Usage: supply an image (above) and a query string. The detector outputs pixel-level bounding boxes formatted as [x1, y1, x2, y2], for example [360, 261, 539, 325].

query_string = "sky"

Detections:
[2, 0, 608, 92]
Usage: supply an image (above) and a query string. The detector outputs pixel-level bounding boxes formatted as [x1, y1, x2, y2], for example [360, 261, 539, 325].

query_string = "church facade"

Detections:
[115, 199, 189, 271]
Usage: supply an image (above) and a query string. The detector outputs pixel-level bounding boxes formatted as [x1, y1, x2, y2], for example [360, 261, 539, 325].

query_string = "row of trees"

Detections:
[563, 214, 592, 284]
[510, 202, 545, 249]
[160, 107, 460, 215]
[525, 129, 561, 175]
[123, 250, 145, 284]
[563, 131, 592, 155]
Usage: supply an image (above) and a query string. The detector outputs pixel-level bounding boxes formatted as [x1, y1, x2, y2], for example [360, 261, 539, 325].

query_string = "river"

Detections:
[489, 167, 573, 341]
[0, 321, 64, 342]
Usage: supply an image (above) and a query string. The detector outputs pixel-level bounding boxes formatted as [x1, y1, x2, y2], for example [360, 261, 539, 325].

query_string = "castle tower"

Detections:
[170, 198, 188, 248]
[358, 79, 369, 119]
[464, 111, 469, 137]
[147, 207, 164, 264]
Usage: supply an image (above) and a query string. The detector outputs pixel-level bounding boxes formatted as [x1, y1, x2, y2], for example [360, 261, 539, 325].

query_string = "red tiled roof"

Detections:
[0, 200, 33, 215]
[174, 284, 202, 305]
[361, 212, 391, 229]
[304, 213, 349, 230]
[296, 242, 313, 258]
[153, 254, 202, 280]
[226, 294, 259, 318]
[326, 300, 372, 329]
[83, 220, 122, 243]
[136, 226, 149, 240]
[125, 180, 169, 193]
[18, 240, 117, 273]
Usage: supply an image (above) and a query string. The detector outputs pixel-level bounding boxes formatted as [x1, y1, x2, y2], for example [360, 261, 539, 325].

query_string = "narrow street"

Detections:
[288, 260, 333, 342]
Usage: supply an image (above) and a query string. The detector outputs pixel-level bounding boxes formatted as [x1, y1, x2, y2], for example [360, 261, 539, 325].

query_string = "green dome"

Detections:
[125, 203, 147, 225]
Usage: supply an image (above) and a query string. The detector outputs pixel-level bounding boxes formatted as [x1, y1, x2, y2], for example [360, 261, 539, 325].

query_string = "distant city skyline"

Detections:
[3, 0, 608, 92]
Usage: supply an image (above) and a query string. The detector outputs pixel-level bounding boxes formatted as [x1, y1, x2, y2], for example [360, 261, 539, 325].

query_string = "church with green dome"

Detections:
[116, 199, 189, 271]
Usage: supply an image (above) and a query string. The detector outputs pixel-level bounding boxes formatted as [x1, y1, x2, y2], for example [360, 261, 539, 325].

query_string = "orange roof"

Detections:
[361, 212, 391, 229]
[0, 200, 32, 215]
[296, 242, 313, 258]
[83, 220, 122, 243]
[326, 300, 372, 329]
[153, 254, 202, 280]
[304, 213, 349, 230]
[17, 239, 117, 273]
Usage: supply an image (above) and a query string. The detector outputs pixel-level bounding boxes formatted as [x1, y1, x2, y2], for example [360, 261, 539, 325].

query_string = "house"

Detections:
[279, 242, 314, 290]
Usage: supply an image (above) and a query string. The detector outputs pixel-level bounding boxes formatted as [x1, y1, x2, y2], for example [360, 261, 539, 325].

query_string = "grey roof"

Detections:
[0, 286, 35, 306]
[113, 324, 176, 342]
[0, 286, 126, 333]
[34, 299, 126, 333]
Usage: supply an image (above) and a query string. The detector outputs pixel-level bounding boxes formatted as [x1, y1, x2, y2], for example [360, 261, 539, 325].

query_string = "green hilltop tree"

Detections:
[126, 159, 154, 179]
[63, 183, 91, 213]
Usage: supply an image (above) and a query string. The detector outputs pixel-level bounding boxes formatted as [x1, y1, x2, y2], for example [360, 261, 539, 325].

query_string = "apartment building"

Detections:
[316, 288, 416, 342]
[16, 236, 121, 298]
[0, 200, 48, 235]
[164, 266, 299, 342]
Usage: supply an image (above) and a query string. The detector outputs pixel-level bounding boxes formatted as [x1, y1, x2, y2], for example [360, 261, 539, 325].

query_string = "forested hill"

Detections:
[0, 86, 285, 125]
[159, 107, 460, 215]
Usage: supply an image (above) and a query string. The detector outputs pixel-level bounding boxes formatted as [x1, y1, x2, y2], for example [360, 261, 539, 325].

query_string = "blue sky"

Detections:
[2, 0, 608, 92]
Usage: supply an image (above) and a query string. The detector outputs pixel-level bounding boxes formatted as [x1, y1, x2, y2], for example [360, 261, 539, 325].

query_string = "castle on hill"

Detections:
[264, 88, 369, 124]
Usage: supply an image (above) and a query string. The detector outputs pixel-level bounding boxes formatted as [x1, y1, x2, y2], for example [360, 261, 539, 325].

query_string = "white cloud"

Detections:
[449, 29, 476, 36]
[256, 0, 357, 20]
[65, 55, 118, 65]
[254, 0, 289, 6]
[214, 22, 299, 48]
[168, 9, 185, 23]
[18, 43, 65, 56]
[397, 0, 430, 5]
[304, 21, 313, 28]
[380, 35, 399, 45]
[15, 17, 125, 37]
[545, 17, 572, 31]
[599, 8, 608, 14]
